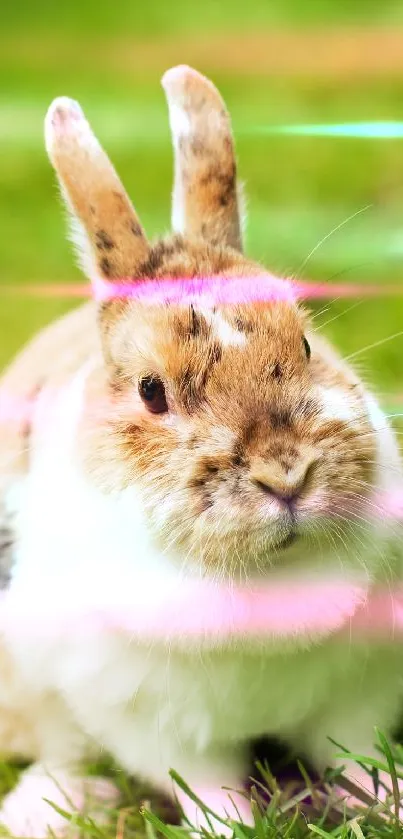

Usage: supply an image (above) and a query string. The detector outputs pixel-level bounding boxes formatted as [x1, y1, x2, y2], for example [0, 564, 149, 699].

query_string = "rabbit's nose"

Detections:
[250, 453, 318, 506]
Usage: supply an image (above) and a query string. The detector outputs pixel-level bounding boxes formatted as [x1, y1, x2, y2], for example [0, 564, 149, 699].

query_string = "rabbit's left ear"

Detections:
[162, 65, 244, 252]
[45, 97, 150, 286]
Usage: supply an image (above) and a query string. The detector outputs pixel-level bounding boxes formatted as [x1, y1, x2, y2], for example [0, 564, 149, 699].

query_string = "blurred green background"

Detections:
[2, 0, 403, 413]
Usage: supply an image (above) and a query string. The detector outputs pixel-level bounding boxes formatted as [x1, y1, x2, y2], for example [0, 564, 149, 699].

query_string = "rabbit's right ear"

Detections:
[45, 98, 150, 287]
[162, 66, 243, 252]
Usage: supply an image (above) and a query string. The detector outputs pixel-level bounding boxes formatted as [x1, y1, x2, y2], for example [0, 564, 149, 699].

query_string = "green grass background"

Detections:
[2, 3, 403, 833]
[2, 0, 403, 410]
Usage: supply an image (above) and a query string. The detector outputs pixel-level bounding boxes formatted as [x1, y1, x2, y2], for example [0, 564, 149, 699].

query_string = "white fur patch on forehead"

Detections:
[197, 307, 247, 348]
[318, 387, 356, 423]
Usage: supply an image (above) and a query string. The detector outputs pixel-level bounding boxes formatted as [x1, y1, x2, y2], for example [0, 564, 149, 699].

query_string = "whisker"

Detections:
[315, 299, 365, 332]
[343, 330, 403, 362]
[293, 204, 373, 278]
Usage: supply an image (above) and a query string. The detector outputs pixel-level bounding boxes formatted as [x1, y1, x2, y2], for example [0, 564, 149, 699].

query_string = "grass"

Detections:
[2, 0, 403, 835]
[1, 733, 401, 838]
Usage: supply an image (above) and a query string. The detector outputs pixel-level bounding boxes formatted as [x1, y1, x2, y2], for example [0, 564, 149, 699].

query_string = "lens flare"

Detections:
[2, 269, 403, 644]
[3, 574, 403, 643]
[253, 122, 403, 139]
[3, 276, 403, 302]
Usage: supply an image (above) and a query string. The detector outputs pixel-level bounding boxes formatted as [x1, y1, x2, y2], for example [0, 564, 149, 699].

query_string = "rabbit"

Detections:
[0, 64, 403, 837]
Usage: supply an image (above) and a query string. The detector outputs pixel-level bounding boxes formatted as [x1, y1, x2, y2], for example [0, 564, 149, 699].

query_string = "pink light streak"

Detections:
[3, 577, 403, 644]
[2, 276, 403, 302]
[0, 393, 35, 426]
[2, 270, 403, 643]
[1, 387, 403, 643]
[100, 580, 403, 642]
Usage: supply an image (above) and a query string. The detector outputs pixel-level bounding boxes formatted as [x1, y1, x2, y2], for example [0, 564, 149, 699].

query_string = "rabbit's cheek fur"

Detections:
[76, 345, 377, 578]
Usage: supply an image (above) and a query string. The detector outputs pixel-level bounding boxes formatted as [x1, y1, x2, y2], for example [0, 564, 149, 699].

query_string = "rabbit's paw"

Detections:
[0, 765, 119, 838]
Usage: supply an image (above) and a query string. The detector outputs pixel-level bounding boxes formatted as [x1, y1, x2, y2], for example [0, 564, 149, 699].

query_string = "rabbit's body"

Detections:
[0, 296, 402, 833]
[0, 65, 403, 835]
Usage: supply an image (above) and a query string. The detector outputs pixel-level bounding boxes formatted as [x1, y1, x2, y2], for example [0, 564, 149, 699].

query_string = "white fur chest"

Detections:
[4, 367, 403, 776]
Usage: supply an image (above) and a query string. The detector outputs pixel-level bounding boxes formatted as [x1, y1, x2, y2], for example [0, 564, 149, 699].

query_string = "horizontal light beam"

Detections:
[253, 122, 403, 139]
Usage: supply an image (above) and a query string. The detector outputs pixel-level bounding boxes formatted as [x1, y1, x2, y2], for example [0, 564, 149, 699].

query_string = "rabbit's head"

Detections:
[45, 66, 389, 582]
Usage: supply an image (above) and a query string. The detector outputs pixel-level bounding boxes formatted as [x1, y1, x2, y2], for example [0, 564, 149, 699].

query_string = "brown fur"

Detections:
[46, 102, 149, 281]
[162, 65, 243, 250]
[0, 66, 377, 579]
[77, 277, 375, 574]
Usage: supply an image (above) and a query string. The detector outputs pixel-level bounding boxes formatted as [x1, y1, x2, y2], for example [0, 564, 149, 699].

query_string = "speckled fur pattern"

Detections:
[0, 65, 402, 837]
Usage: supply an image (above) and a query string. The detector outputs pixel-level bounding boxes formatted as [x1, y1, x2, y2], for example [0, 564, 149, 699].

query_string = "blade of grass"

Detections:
[42, 799, 107, 839]
[277, 788, 312, 814]
[230, 821, 249, 839]
[250, 795, 266, 839]
[141, 807, 186, 839]
[283, 808, 301, 838]
[169, 771, 229, 828]
[375, 728, 402, 834]
[348, 819, 365, 839]
[307, 825, 334, 837]
[297, 760, 321, 809]
[328, 738, 383, 780]
[331, 776, 376, 809]
[254, 761, 278, 796]
[334, 753, 395, 776]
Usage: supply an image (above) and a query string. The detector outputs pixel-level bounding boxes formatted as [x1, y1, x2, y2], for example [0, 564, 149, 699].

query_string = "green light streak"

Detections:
[252, 122, 403, 138]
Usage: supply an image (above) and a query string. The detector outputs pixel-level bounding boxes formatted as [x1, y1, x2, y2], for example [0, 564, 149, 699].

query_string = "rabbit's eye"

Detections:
[303, 337, 311, 361]
[139, 376, 168, 414]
